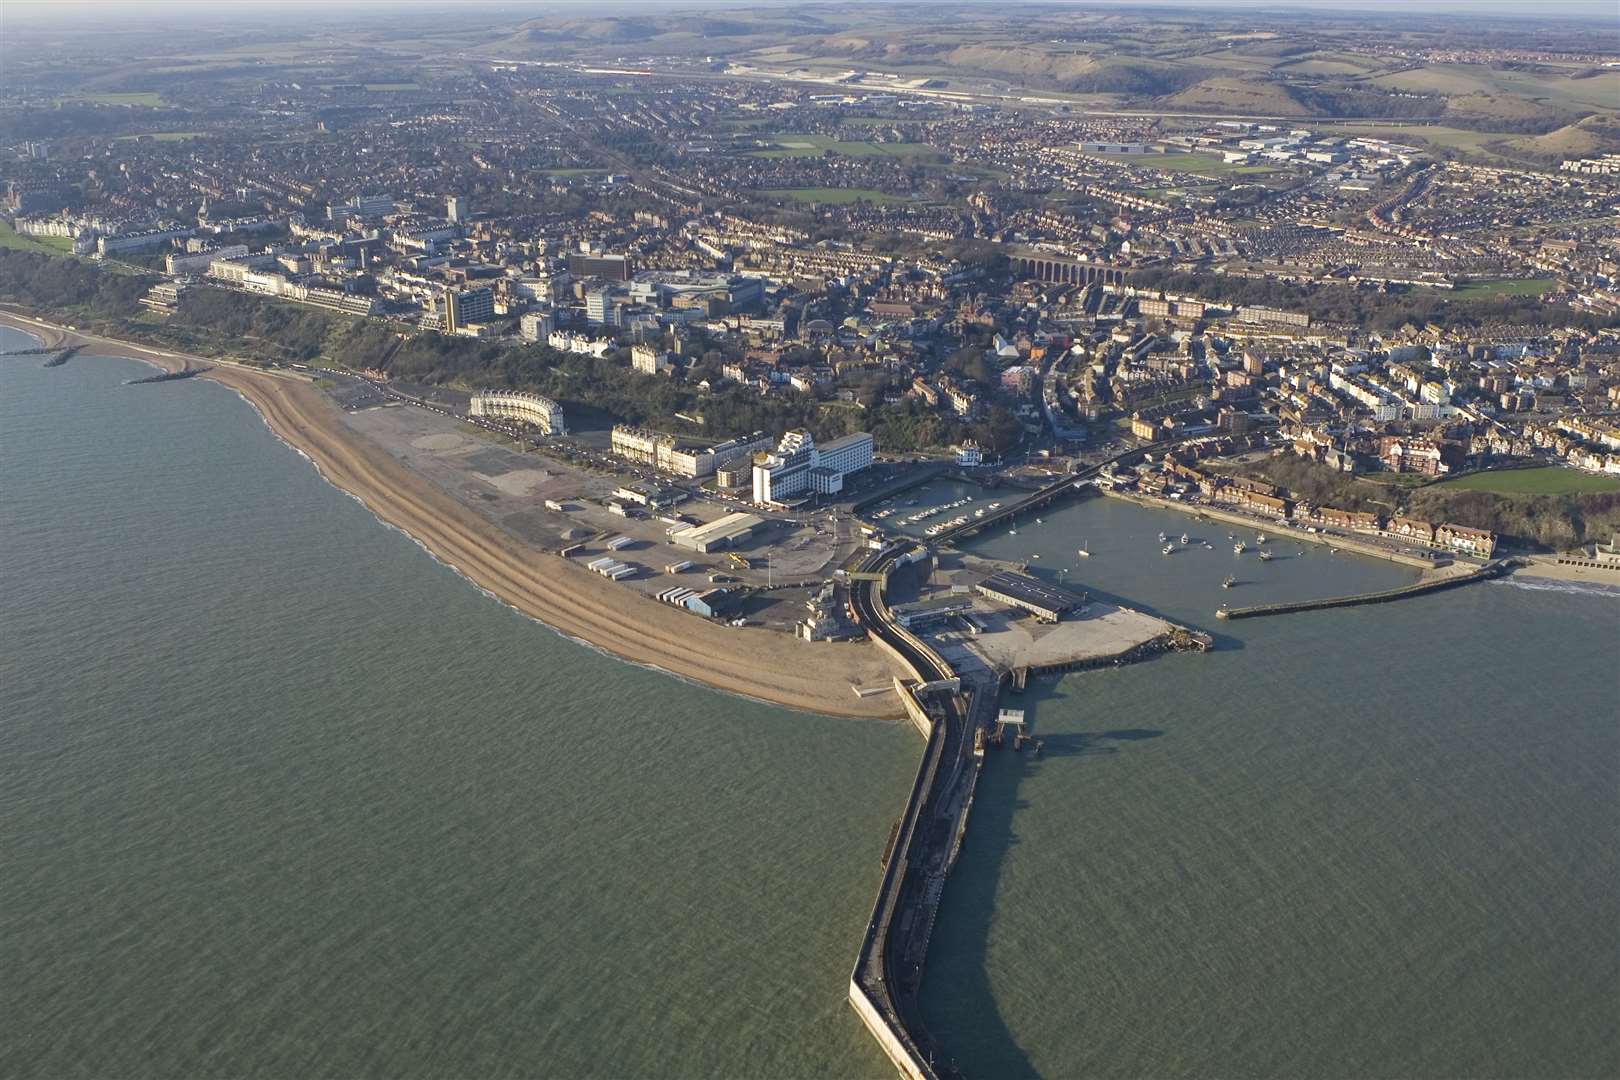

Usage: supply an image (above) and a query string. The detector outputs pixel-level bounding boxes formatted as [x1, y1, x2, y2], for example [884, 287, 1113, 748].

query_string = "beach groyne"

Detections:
[1217, 560, 1514, 620]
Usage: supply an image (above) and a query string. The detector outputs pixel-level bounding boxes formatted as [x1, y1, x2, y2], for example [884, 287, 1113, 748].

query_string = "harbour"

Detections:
[5, 332, 1616, 1080]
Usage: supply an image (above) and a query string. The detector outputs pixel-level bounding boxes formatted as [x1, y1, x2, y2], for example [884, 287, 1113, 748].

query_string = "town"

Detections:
[3, 6, 1618, 1080]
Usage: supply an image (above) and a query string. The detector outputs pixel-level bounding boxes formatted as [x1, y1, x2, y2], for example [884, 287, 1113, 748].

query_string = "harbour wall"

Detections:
[1218, 560, 1513, 619]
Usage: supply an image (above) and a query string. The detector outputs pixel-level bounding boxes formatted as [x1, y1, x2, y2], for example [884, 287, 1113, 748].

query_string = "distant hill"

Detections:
[1504, 115, 1620, 160]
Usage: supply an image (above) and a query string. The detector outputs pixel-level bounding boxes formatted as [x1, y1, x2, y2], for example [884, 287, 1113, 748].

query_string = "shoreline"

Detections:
[0, 311, 908, 721]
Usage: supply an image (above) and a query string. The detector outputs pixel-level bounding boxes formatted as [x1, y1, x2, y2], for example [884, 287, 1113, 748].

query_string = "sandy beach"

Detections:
[1, 311, 907, 720]
[1510, 556, 1620, 586]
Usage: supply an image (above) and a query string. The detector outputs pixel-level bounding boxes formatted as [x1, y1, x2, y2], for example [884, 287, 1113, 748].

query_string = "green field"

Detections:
[760, 187, 908, 205]
[0, 221, 74, 255]
[1433, 467, 1620, 496]
[750, 134, 941, 160]
[60, 91, 165, 107]
[1454, 278, 1558, 297]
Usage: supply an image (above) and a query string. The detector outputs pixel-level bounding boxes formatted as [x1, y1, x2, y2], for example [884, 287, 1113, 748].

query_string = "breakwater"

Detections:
[126, 366, 210, 385]
[1217, 559, 1514, 619]
[41, 345, 83, 368]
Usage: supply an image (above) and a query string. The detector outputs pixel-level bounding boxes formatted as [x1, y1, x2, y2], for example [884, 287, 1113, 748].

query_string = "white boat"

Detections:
[1031, 553, 1041, 559]
[1009, 528, 1018, 536]
[1077, 543, 1091, 558]
[1035, 517, 1044, 524]
[975, 509, 985, 518]
[1222, 575, 1236, 589]
[1180, 533, 1189, 545]
[1158, 531, 1168, 542]
[1256, 533, 1268, 545]
[1162, 544, 1174, 555]
[1258, 550, 1273, 562]
[988, 502, 1002, 510]
[1234, 542, 1246, 554]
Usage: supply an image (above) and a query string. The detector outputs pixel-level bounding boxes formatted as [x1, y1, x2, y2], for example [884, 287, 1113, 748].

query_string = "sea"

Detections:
[4, 327, 1616, 1079]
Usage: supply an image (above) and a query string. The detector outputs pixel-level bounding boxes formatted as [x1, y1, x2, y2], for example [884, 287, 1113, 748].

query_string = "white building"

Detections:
[955, 441, 983, 467]
[631, 343, 669, 375]
[549, 330, 614, 358]
[468, 390, 566, 435]
[751, 430, 874, 504]
[520, 310, 555, 343]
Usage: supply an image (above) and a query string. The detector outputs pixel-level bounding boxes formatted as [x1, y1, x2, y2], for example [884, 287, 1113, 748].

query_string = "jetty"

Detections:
[1217, 559, 1514, 620]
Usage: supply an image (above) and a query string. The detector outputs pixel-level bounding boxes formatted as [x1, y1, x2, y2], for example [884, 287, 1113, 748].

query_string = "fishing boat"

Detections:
[1180, 533, 1189, 545]
[1233, 542, 1246, 554]
[1158, 531, 1167, 542]
[1258, 550, 1273, 562]
[1162, 544, 1174, 555]
[1222, 575, 1236, 589]
[1256, 533, 1268, 545]
[1077, 542, 1091, 558]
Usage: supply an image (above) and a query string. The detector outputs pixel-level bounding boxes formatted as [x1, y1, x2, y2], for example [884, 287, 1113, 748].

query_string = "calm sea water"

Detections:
[0, 332, 915, 1079]
[924, 491, 1620, 1079]
[4, 330, 1616, 1079]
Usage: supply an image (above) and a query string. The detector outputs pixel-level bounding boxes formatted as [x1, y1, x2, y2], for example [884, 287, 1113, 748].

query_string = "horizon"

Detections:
[4, 0, 1618, 25]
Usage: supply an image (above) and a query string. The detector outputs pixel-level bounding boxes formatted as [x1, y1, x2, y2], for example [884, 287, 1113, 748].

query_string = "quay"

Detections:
[1006, 626, 1213, 690]
[1217, 559, 1515, 620]
[931, 441, 1175, 547]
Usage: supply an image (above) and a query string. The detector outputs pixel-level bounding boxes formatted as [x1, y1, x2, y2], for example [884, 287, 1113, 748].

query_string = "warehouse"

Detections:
[669, 512, 765, 553]
[975, 571, 1084, 623]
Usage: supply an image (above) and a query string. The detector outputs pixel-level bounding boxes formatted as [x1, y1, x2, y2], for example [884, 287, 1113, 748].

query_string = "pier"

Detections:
[1217, 559, 1515, 620]
[847, 541, 987, 1080]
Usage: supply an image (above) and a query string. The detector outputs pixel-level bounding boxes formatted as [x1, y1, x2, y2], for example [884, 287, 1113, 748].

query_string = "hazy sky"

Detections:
[5, 0, 1618, 23]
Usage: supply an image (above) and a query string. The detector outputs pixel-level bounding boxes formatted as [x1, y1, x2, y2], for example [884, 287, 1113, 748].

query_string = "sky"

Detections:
[4, 0, 1618, 22]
